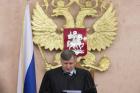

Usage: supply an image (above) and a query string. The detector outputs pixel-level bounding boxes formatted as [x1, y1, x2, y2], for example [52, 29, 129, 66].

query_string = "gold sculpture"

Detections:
[32, 0, 117, 71]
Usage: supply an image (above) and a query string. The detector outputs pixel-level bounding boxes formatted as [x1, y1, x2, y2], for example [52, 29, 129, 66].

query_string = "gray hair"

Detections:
[61, 50, 76, 60]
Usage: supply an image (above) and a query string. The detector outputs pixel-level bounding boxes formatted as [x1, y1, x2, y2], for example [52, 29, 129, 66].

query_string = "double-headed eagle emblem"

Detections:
[32, 0, 118, 71]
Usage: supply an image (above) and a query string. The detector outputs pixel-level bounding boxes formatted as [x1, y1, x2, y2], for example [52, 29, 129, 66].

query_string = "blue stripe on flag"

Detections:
[24, 54, 36, 93]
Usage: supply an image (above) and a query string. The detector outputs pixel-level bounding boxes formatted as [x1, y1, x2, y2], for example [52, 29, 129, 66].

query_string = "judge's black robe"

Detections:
[39, 67, 97, 93]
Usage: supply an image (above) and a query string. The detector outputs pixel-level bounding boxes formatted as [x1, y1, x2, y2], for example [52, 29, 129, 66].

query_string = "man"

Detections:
[39, 50, 97, 93]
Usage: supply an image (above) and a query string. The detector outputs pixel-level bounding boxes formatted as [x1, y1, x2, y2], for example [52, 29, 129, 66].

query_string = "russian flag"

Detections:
[17, 1, 37, 93]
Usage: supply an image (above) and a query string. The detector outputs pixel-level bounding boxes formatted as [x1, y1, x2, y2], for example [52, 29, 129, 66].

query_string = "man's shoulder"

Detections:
[76, 67, 90, 75]
[76, 67, 89, 72]
[45, 67, 62, 75]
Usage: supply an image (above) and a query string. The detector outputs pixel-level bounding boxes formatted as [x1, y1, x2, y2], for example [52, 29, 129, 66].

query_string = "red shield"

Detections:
[64, 28, 87, 56]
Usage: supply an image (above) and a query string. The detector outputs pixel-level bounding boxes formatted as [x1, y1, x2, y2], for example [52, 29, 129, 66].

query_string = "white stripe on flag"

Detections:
[23, 2, 33, 75]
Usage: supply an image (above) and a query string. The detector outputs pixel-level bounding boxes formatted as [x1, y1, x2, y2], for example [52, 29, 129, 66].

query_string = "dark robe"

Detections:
[39, 67, 97, 93]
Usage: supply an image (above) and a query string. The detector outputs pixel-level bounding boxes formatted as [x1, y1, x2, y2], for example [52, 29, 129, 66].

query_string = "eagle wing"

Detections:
[87, 4, 117, 51]
[32, 2, 63, 51]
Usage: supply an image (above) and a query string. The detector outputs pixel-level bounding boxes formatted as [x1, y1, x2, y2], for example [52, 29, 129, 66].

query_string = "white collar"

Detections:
[63, 68, 76, 76]
[69, 68, 76, 76]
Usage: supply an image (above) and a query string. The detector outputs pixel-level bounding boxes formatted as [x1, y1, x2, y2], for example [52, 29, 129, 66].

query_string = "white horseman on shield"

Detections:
[67, 31, 85, 55]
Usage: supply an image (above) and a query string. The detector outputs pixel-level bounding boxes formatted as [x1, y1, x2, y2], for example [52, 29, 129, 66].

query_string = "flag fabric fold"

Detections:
[17, 1, 37, 93]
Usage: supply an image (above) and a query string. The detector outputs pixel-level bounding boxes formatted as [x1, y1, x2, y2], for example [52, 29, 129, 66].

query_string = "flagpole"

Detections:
[17, 0, 27, 93]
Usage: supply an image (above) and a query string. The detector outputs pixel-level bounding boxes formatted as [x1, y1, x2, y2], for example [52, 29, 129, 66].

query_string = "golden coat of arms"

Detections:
[31, 0, 118, 72]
